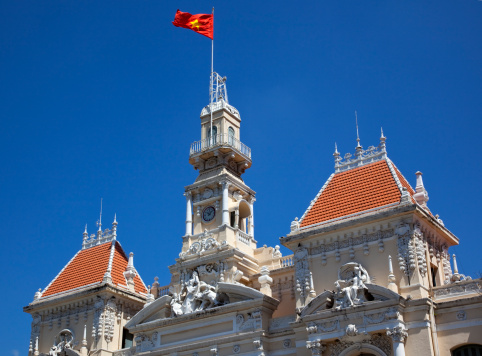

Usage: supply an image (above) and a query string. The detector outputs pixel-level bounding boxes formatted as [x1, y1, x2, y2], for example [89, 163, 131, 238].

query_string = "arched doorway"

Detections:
[339, 344, 387, 356]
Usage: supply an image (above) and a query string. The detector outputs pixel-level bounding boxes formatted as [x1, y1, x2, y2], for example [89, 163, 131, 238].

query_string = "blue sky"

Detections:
[1, 0, 481, 353]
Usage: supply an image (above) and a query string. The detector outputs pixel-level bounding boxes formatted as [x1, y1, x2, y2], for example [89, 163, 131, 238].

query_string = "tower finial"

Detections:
[380, 127, 385, 139]
[83, 224, 88, 247]
[355, 110, 361, 148]
[97, 198, 103, 232]
[112, 214, 117, 239]
[333, 142, 341, 166]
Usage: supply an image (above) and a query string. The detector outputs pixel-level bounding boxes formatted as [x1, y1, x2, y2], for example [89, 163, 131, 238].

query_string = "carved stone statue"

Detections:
[334, 263, 370, 310]
[170, 269, 229, 317]
[49, 330, 74, 355]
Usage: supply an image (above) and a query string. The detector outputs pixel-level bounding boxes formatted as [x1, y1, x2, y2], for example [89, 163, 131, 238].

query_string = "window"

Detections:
[230, 211, 235, 228]
[207, 126, 217, 145]
[431, 266, 438, 287]
[122, 328, 134, 349]
[228, 126, 235, 145]
[452, 345, 482, 356]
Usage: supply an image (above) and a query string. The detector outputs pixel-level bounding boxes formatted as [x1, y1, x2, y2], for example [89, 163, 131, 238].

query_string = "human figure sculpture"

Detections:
[170, 293, 183, 317]
[182, 271, 200, 313]
[334, 263, 369, 310]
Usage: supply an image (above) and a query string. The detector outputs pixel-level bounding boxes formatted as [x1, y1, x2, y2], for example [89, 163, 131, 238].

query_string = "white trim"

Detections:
[386, 158, 404, 193]
[299, 173, 335, 224]
[105, 240, 116, 278]
[41, 250, 81, 296]
[37, 281, 102, 301]
[115, 240, 148, 293]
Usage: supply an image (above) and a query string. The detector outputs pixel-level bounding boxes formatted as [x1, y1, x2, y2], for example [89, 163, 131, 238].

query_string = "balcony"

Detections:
[190, 133, 251, 159]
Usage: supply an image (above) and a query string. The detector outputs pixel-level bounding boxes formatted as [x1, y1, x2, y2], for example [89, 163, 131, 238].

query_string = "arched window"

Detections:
[452, 345, 482, 356]
[207, 126, 217, 145]
[228, 126, 235, 145]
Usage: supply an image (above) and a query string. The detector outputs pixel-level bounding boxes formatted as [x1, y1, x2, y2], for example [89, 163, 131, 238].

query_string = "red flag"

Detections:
[172, 10, 213, 40]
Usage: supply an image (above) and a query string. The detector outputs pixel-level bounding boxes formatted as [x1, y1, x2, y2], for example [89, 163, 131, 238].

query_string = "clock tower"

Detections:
[169, 73, 258, 288]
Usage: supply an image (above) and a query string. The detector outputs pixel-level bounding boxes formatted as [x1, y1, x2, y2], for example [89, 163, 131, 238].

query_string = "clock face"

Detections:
[202, 206, 216, 223]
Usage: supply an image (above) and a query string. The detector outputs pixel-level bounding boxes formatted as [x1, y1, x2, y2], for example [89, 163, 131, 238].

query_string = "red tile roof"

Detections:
[300, 159, 414, 228]
[42, 241, 147, 297]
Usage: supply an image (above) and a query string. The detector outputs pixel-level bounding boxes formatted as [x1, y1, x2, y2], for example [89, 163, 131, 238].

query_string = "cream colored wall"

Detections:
[435, 300, 482, 356]
[28, 291, 144, 355]
[437, 327, 482, 356]
[200, 109, 240, 141]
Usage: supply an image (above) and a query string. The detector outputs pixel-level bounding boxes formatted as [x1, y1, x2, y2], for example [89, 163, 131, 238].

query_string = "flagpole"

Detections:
[210, 7, 214, 147]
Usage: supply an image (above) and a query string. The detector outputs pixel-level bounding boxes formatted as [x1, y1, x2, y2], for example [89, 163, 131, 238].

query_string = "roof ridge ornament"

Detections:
[334, 129, 388, 173]
[82, 213, 117, 250]
[413, 171, 430, 209]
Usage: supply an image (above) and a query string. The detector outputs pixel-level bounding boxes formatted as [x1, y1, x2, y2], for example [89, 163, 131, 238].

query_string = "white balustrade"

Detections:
[280, 255, 294, 267]
[190, 133, 251, 158]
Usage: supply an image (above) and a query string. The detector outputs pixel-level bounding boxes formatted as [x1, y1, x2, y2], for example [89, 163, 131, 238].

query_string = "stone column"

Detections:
[234, 208, 239, 229]
[249, 197, 255, 238]
[184, 191, 192, 236]
[387, 325, 408, 356]
[221, 181, 230, 226]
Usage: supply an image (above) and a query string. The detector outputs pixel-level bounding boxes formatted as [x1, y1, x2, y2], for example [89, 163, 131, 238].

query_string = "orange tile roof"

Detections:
[300, 159, 414, 228]
[42, 241, 147, 297]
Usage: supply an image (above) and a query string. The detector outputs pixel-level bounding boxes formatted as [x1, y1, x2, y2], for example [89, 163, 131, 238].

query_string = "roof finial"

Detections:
[97, 198, 103, 232]
[34, 336, 39, 356]
[333, 142, 341, 166]
[355, 111, 361, 149]
[81, 325, 88, 351]
[387, 255, 398, 293]
[413, 172, 429, 209]
[124, 252, 136, 291]
[112, 214, 117, 239]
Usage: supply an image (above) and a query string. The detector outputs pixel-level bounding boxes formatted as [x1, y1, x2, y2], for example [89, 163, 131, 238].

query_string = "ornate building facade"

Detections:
[24, 74, 482, 356]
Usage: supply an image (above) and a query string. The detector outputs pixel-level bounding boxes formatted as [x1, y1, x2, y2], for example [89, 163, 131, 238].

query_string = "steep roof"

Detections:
[41, 240, 147, 298]
[300, 158, 415, 228]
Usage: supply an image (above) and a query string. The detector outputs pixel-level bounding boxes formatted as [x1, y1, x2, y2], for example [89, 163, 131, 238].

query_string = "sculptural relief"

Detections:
[333, 263, 371, 310]
[49, 329, 75, 356]
[170, 270, 229, 316]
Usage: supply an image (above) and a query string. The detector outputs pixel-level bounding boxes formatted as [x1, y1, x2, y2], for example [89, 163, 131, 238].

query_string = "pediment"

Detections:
[126, 282, 276, 330]
[126, 295, 172, 328]
[300, 284, 403, 317]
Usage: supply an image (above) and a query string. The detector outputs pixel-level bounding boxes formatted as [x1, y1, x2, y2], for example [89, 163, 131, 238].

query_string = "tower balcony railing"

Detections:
[190, 133, 251, 159]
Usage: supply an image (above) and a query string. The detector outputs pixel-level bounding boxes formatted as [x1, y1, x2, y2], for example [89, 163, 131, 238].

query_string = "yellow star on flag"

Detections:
[189, 19, 201, 30]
